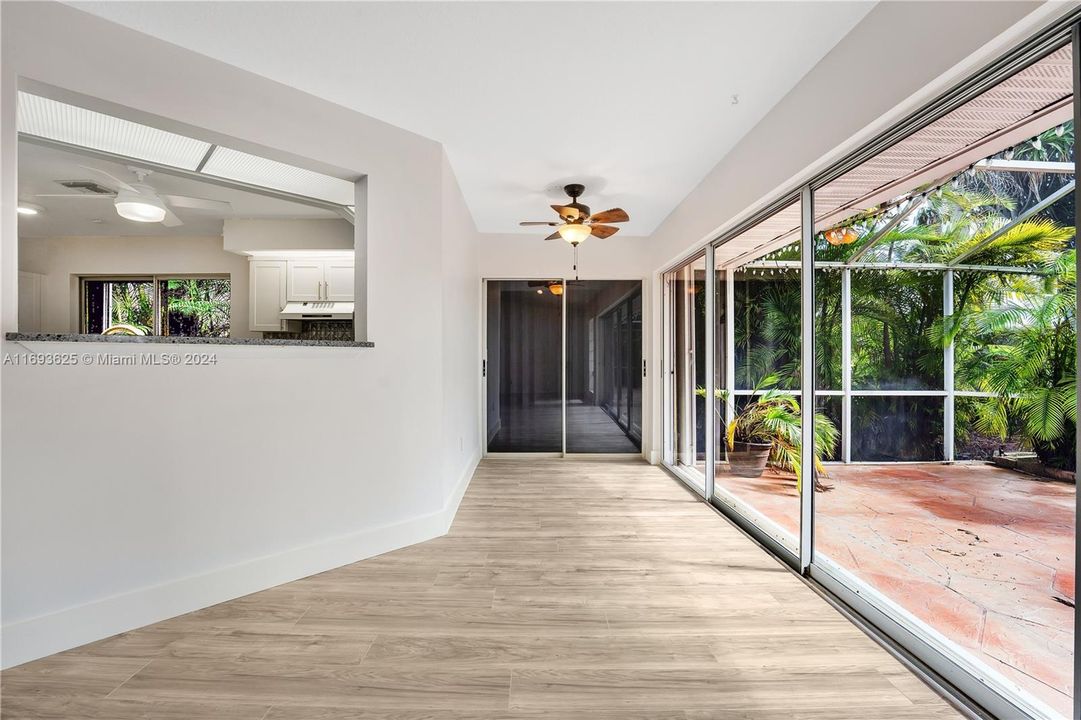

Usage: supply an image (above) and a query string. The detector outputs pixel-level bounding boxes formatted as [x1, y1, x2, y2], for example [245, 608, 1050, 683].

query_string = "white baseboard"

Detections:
[443, 451, 481, 533]
[1, 451, 481, 670]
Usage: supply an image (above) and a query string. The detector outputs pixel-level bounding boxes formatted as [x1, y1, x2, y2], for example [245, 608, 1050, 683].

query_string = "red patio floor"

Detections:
[714, 461, 1075, 717]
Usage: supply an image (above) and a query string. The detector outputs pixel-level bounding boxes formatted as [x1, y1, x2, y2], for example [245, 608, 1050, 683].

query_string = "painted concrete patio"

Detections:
[715, 461, 1075, 717]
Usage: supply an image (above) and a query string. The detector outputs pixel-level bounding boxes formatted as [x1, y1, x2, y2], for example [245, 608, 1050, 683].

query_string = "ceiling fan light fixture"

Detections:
[114, 189, 166, 223]
[557, 223, 591, 246]
[547, 281, 564, 296]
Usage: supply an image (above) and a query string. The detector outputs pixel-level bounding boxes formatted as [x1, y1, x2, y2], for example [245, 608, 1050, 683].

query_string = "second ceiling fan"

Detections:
[519, 184, 629, 245]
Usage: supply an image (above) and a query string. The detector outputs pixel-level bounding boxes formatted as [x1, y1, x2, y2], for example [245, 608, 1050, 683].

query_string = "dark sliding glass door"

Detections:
[485, 280, 563, 452]
[566, 280, 642, 453]
[485, 279, 643, 454]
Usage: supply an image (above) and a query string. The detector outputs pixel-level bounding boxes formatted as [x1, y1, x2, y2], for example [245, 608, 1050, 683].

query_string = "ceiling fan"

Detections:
[34, 166, 232, 227]
[519, 184, 629, 245]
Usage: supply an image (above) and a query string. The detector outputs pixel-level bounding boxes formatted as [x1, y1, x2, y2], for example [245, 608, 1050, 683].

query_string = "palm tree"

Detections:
[161, 279, 231, 337]
[108, 282, 154, 333]
[696, 373, 839, 490]
[956, 249, 1076, 468]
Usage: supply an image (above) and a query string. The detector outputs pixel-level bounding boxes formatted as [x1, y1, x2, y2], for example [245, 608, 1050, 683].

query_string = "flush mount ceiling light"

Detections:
[17, 201, 44, 216]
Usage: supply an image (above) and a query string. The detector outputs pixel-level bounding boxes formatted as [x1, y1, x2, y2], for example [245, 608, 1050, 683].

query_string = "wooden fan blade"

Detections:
[551, 204, 582, 221]
[519, 221, 559, 226]
[589, 208, 629, 224]
[590, 224, 620, 239]
[544, 230, 563, 241]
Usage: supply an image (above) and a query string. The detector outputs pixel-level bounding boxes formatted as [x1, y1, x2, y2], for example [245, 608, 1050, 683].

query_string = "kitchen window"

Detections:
[81, 276, 231, 338]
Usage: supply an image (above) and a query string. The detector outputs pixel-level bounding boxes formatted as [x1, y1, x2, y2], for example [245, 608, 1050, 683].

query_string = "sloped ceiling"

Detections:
[72, 1, 876, 235]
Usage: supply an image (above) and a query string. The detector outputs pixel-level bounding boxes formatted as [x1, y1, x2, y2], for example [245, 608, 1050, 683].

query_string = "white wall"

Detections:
[476, 231, 654, 281]
[19, 235, 256, 338]
[223, 218, 354, 254]
[0, 1, 478, 667]
[440, 151, 481, 500]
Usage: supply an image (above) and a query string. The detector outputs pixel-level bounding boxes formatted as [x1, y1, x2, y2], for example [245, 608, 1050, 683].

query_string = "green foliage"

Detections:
[952, 248, 1076, 468]
[109, 282, 153, 333]
[735, 169, 1076, 467]
[697, 373, 839, 485]
[161, 279, 231, 337]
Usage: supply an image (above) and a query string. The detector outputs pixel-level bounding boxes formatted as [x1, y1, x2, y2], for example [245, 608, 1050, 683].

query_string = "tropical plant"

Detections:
[108, 282, 154, 334]
[952, 249, 1077, 469]
[161, 279, 231, 337]
[697, 373, 839, 490]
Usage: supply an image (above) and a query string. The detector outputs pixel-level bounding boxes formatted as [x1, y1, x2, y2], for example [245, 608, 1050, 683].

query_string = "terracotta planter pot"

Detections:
[728, 441, 772, 478]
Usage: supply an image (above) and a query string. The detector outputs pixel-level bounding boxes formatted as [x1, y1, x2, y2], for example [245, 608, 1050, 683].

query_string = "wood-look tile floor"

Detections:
[1, 458, 963, 719]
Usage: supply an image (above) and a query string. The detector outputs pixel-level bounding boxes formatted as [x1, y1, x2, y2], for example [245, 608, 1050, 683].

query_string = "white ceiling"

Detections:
[72, 1, 876, 235]
[18, 141, 339, 238]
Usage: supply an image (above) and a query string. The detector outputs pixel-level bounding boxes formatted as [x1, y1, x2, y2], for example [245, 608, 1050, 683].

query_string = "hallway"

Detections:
[1, 458, 962, 719]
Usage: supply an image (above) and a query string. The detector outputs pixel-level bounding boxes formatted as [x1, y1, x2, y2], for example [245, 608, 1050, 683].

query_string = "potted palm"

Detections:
[697, 373, 838, 487]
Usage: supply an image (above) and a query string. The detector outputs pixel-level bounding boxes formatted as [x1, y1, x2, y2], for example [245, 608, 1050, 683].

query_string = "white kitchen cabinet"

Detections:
[324, 259, 355, 302]
[249, 260, 288, 331]
[287, 261, 324, 302]
[287, 258, 354, 302]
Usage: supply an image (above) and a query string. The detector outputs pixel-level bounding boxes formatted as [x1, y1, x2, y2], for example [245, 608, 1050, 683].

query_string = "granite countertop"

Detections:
[5, 332, 374, 348]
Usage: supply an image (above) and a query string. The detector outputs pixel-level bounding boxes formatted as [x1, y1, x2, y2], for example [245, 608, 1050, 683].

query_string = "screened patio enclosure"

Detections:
[663, 32, 1076, 720]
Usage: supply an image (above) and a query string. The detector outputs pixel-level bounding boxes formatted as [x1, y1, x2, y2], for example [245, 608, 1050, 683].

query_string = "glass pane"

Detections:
[566, 280, 641, 453]
[814, 42, 1075, 718]
[850, 396, 944, 461]
[815, 268, 842, 392]
[628, 292, 643, 440]
[670, 255, 706, 487]
[82, 280, 154, 335]
[159, 278, 231, 337]
[485, 280, 563, 452]
[711, 200, 804, 555]
[851, 269, 942, 390]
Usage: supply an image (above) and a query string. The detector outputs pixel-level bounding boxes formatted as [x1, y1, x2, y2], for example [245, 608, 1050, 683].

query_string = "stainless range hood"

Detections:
[280, 301, 354, 320]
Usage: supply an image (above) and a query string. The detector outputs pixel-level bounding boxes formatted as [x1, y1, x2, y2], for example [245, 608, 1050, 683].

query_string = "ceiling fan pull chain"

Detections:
[574, 244, 579, 280]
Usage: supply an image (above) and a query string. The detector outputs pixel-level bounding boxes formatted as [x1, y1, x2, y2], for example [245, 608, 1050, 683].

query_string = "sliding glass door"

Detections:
[566, 280, 642, 452]
[485, 279, 642, 454]
[485, 280, 563, 452]
[661, 24, 1078, 720]
[663, 255, 707, 491]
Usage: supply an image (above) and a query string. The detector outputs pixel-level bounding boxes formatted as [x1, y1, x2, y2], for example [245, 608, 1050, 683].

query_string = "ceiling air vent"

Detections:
[57, 180, 115, 195]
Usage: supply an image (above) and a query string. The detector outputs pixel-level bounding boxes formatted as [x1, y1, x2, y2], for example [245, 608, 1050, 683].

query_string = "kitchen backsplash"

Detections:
[264, 320, 354, 341]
